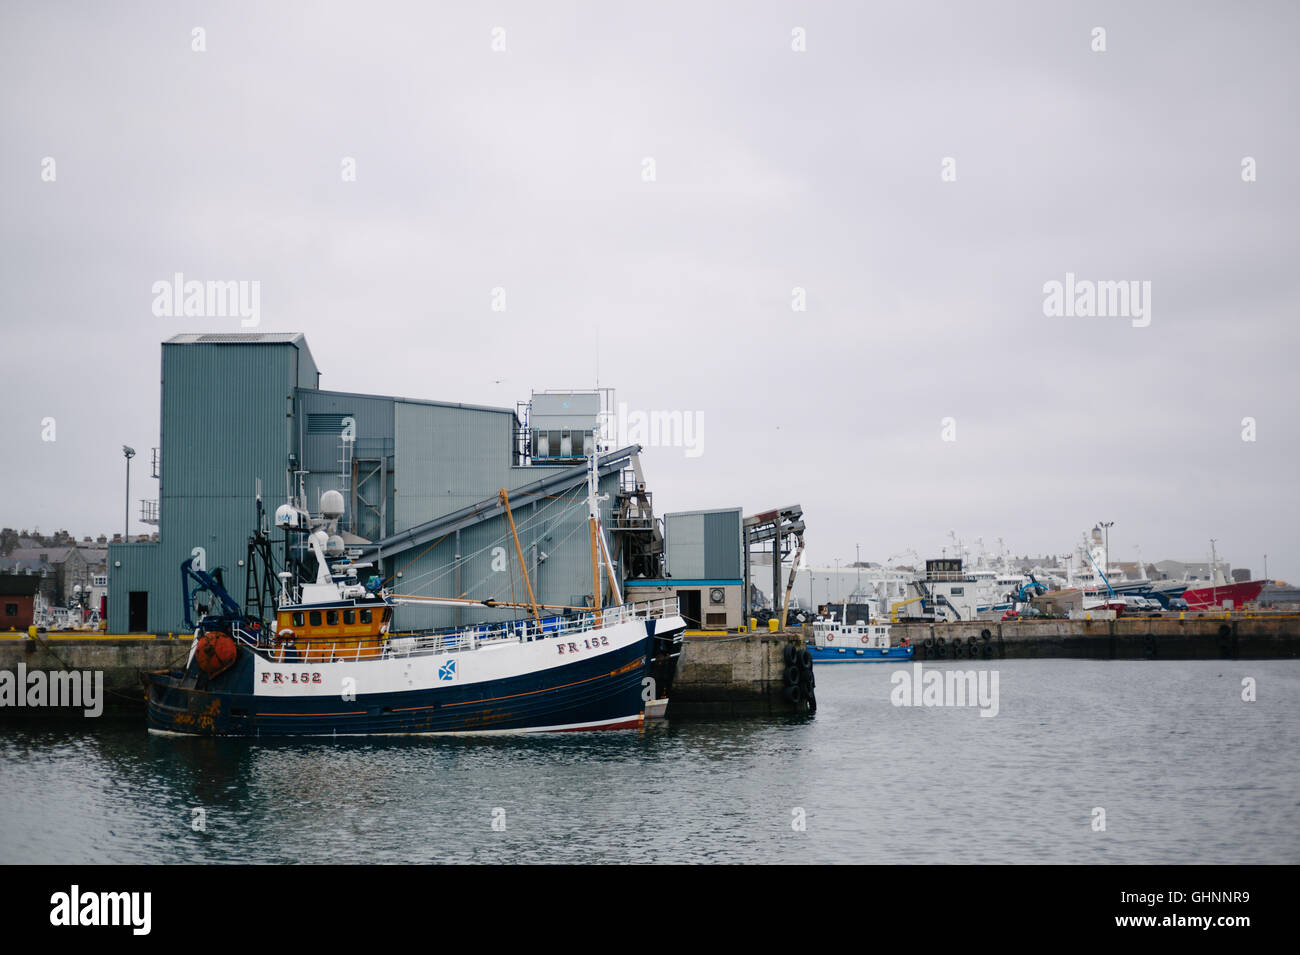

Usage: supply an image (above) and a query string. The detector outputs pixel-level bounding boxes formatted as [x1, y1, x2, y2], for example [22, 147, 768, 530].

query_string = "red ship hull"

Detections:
[1181, 580, 1265, 610]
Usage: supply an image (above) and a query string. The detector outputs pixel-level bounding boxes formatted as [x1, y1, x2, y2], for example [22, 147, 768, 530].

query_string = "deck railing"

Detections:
[229, 597, 680, 664]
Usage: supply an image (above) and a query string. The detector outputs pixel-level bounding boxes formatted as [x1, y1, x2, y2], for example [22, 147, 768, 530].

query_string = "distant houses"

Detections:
[0, 528, 121, 612]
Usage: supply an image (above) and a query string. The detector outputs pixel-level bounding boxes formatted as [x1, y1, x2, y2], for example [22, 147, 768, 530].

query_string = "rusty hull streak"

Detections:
[171, 692, 222, 733]
[456, 706, 518, 730]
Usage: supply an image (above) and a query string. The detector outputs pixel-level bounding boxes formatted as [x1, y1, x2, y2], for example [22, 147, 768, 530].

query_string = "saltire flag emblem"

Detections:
[439, 659, 457, 681]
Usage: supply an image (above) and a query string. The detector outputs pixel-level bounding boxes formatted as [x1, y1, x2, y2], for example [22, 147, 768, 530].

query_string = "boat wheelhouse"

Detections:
[271, 558, 392, 662]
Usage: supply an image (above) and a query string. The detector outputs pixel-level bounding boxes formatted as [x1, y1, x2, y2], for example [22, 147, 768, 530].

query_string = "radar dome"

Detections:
[326, 535, 345, 557]
[275, 503, 308, 529]
[320, 490, 345, 519]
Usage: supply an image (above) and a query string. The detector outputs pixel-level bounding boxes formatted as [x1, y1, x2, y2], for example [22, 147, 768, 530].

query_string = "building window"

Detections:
[951, 587, 964, 596]
[4, 603, 17, 616]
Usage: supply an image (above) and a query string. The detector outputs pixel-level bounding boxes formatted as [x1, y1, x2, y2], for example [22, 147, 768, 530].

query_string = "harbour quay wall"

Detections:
[670, 632, 807, 716]
[891, 616, 1300, 660]
[0, 636, 192, 715]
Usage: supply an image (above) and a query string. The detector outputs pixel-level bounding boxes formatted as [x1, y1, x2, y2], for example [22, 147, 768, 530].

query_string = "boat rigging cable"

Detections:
[390, 495, 616, 611]
[381, 489, 585, 595]
[380, 489, 588, 588]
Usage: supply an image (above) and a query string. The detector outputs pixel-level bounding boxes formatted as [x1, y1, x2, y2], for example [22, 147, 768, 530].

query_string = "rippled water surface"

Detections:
[2, 660, 1297, 863]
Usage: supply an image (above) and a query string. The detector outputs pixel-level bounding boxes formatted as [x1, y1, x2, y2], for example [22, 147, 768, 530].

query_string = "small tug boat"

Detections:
[143, 453, 685, 736]
[809, 609, 914, 664]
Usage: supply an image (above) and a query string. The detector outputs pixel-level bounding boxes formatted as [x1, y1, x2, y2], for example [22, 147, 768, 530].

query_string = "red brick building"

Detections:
[0, 575, 40, 631]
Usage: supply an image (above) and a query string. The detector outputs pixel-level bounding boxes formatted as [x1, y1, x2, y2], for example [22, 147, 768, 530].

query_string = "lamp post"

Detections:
[123, 446, 136, 543]
[1097, 521, 1114, 578]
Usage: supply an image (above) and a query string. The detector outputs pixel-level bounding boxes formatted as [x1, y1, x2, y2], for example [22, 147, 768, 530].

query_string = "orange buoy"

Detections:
[195, 631, 239, 678]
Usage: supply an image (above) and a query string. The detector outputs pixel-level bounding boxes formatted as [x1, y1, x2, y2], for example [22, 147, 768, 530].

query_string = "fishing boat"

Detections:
[808, 609, 914, 663]
[142, 452, 686, 736]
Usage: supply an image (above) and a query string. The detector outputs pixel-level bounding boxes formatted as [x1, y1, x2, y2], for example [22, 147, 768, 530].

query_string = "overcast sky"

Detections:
[2, 2, 1297, 580]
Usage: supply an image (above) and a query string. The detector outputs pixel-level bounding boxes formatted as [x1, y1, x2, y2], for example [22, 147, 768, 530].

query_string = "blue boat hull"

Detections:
[143, 634, 656, 736]
[809, 645, 914, 664]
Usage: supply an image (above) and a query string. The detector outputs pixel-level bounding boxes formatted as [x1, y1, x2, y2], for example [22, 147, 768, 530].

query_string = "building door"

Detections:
[679, 589, 701, 629]
[128, 591, 148, 632]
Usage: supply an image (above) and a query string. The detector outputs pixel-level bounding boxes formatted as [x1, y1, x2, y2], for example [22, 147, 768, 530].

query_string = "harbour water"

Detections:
[2, 660, 1296, 864]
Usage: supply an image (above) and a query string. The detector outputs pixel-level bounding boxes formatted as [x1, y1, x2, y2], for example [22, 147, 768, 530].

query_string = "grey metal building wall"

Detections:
[701, 510, 744, 579]
[664, 508, 743, 580]
[393, 400, 521, 530]
[108, 336, 307, 632]
[298, 390, 395, 475]
[297, 389, 396, 538]
[529, 392, 600, 430]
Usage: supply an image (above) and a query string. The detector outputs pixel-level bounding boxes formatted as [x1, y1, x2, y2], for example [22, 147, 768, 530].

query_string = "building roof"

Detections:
[0, 557, 52, 576]
[299, 386, 518, 420]
[165, 332, 308, 345]
[7, 547, 78, 565]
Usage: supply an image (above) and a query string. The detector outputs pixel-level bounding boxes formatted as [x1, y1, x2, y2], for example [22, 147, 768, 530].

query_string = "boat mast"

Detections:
[597, 522, 621, 606]
[499, 488, 541, 623]
[587, 447, 602, 619]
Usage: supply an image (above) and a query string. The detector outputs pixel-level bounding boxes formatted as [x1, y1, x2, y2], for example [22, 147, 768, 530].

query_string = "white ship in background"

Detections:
[31, 583, 106, 632]
[793, 527, 1285, 621]
[798, 548, 1031, 623]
